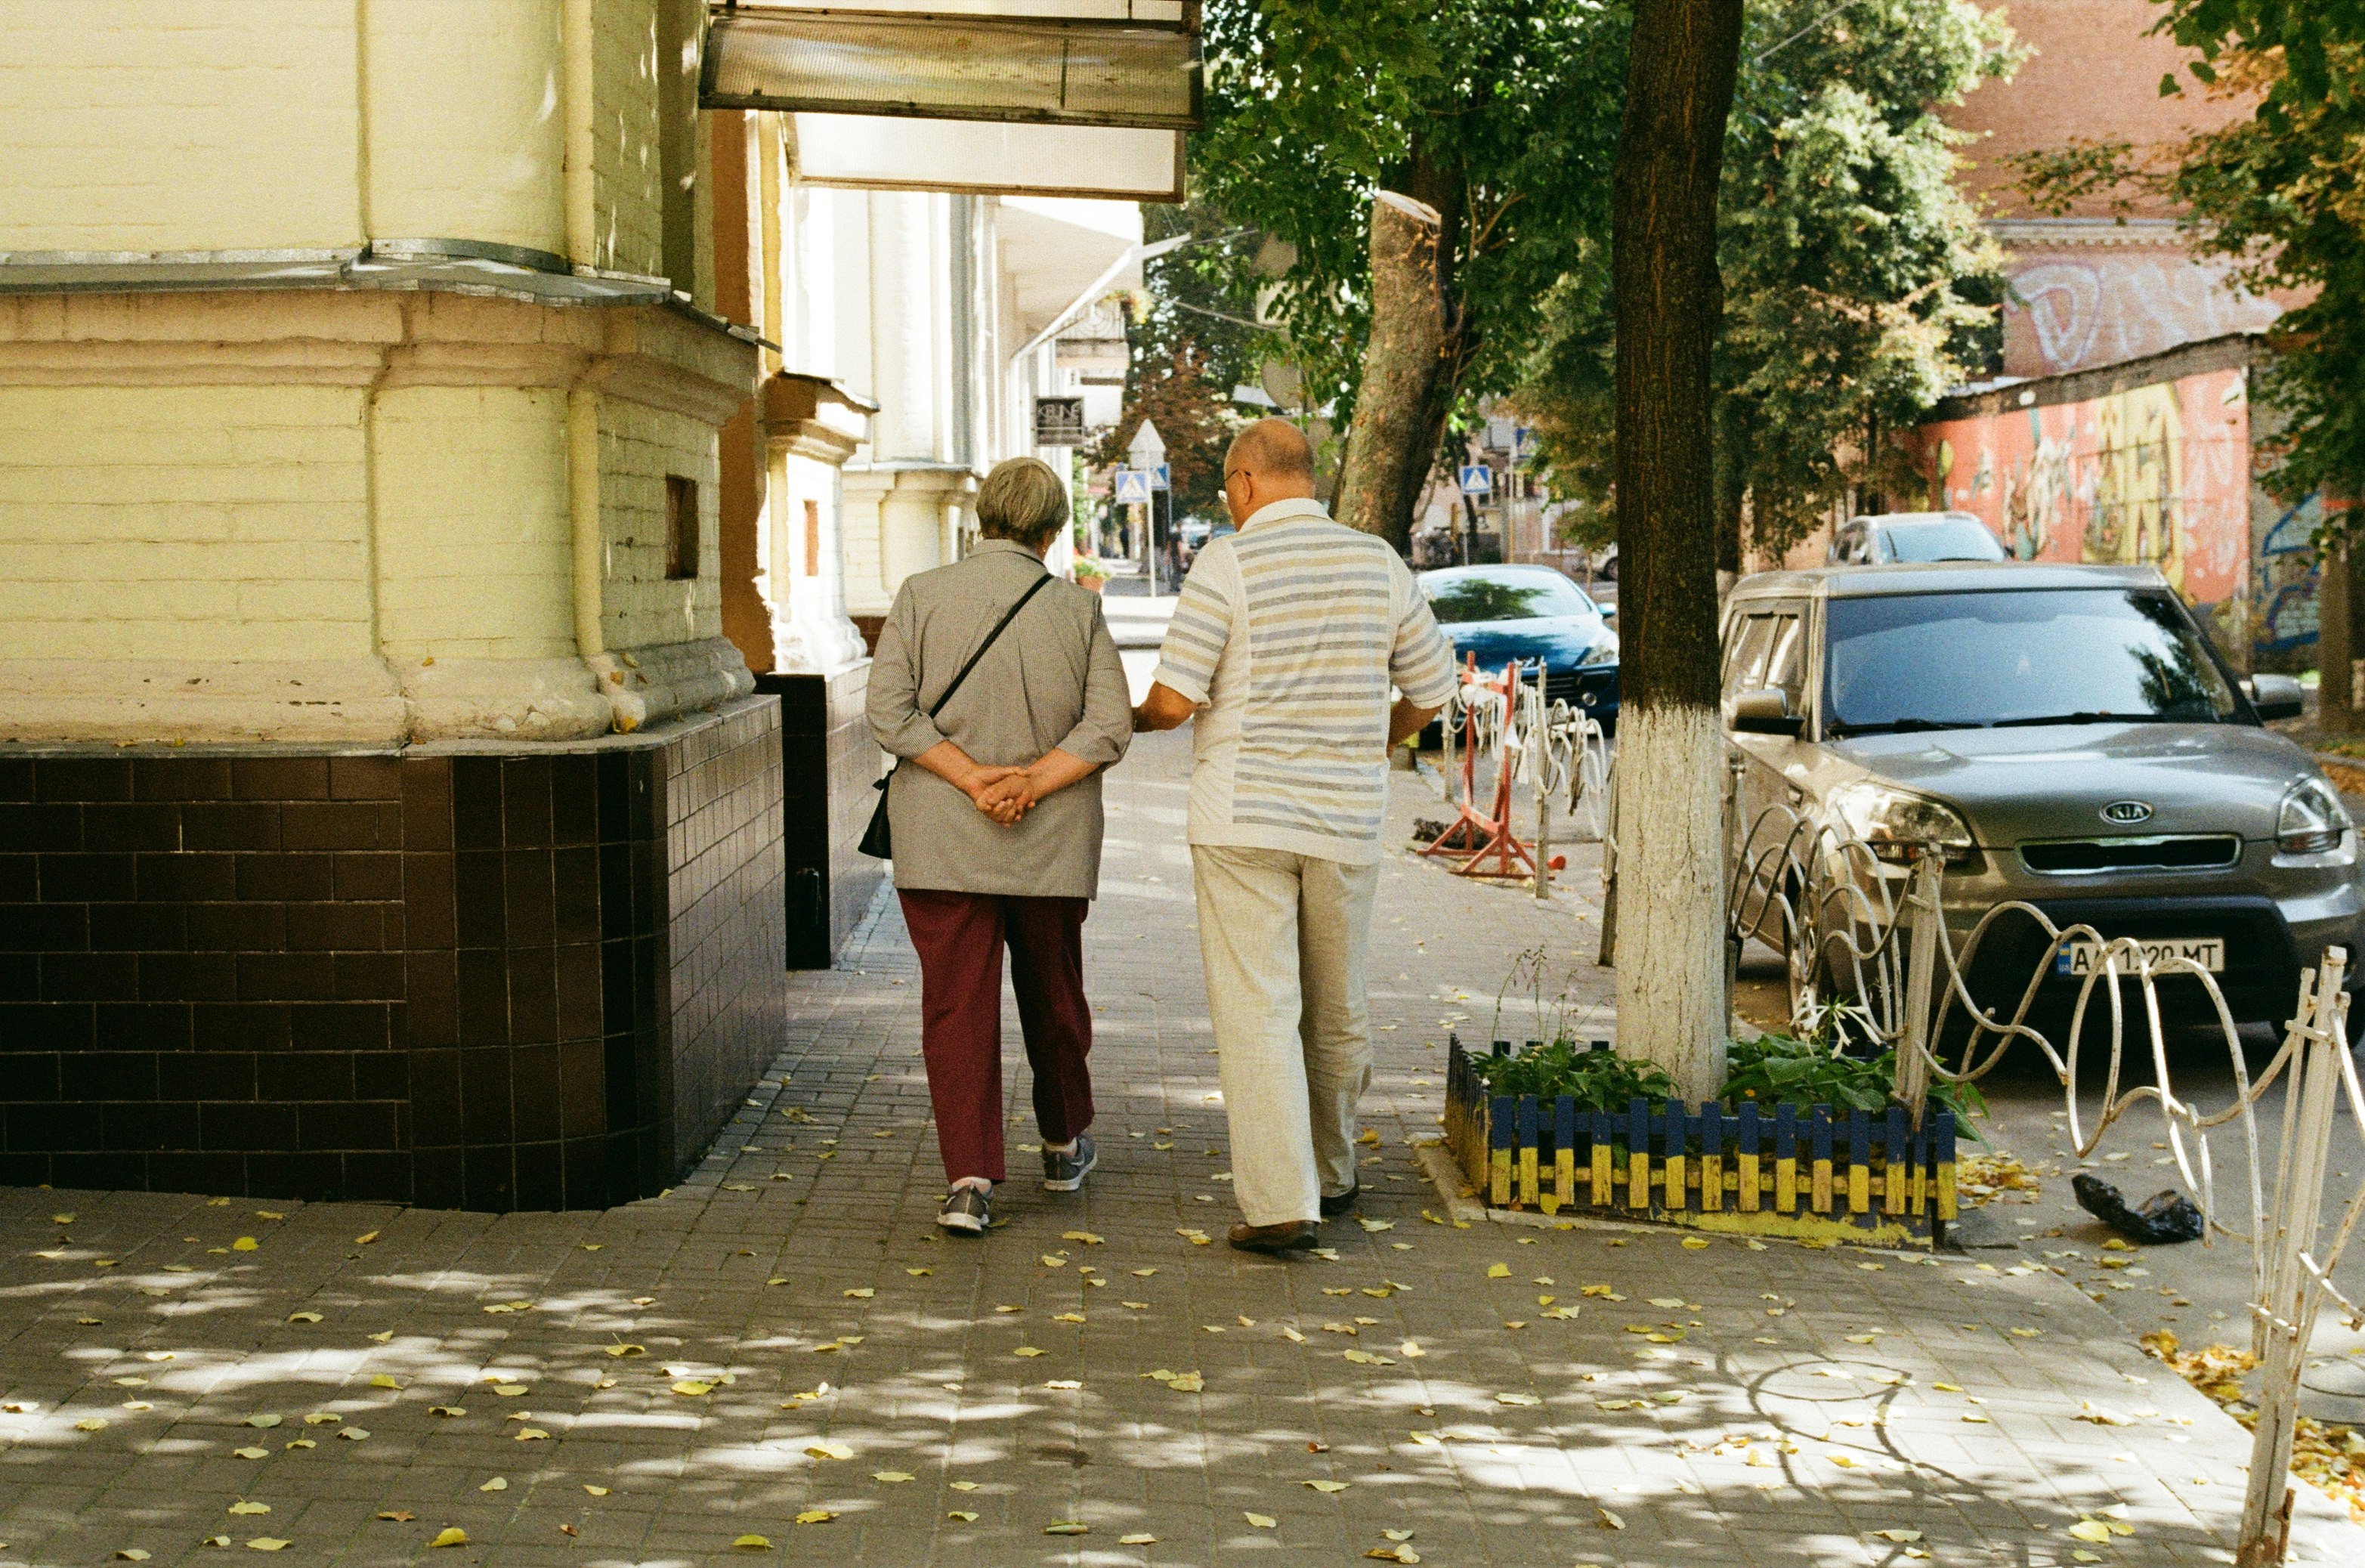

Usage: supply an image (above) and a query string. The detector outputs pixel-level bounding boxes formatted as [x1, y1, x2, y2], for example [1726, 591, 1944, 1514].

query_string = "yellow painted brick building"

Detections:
[0, 0, 786, 1211]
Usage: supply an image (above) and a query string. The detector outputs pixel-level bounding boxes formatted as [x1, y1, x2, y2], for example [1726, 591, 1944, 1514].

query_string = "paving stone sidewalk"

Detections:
[5, 731, 2362, 1566]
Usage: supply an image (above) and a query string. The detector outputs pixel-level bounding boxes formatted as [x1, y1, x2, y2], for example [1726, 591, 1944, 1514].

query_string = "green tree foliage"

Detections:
[1192, 0, 1628, 459]
[1516, 0, 2017, 560]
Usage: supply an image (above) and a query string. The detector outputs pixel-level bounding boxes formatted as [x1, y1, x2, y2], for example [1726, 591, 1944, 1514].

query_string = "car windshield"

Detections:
[1824, 588, 2239, 735]
[1424, 570, 1596, 624]
[1878, 518, 2005, 563]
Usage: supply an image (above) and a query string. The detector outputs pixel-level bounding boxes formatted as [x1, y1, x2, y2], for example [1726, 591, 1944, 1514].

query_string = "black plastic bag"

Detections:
[2072, 1171, 2204, 1245]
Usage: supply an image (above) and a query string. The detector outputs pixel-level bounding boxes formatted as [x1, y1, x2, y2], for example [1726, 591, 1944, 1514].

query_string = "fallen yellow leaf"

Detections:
[1305, 1480, 1349, 1493]
[1121, 1535, 1158, 1545]
[805, 1440, 853, 1460]
[583, 1486, 611, 1497]
[672, 1381, 714, 1396]
[1044, 1523, 1090, 1535]
[354, 1232, 379, 1245]
[794, 1510, 835, 1526]
[1598, 1508, 1626, 1530]
[732, 1535, 773, 1551]
[232, 1238, 258, 1252]
[227, 1504, 271, 1516]
[1244, 1512, 1278, 1529]
[873, 1471, 914, 1483]
[429, 1529, 468, 1549]
[948, 1511, 978, 1523]
[478, 1479, 506, 1493]
[1680, 1237, 1711, 1249]
[243, 1540, 289, 1552]
[284, 1313, 321, 1325]
[1485, 1263, 1511, 1278]
[2068, 1521, 2112, 1543]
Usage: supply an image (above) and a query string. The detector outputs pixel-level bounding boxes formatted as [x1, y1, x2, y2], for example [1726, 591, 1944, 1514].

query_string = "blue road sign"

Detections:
[1151, 462, 1171, 491]
[1458, 463, 1494, 496]
[1114, 468, 1153, 505]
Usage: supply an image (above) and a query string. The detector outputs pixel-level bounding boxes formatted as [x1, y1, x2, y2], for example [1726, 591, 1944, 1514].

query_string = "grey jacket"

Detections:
[867, 540, 1133, 898]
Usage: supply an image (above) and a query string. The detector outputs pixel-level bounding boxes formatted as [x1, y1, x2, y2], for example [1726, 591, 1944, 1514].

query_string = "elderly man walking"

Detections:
[1135, 419, 1456, 1253]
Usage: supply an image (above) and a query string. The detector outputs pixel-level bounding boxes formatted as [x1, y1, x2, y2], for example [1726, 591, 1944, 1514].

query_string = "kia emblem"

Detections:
[2101, 800, 2154, 826]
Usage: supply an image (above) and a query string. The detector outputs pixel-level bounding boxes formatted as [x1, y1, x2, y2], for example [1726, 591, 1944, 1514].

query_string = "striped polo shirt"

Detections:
[1153, 497, 1458, 864]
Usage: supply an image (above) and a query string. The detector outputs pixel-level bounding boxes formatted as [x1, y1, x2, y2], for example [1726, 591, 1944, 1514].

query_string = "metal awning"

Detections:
[700, 3, 1201, 130]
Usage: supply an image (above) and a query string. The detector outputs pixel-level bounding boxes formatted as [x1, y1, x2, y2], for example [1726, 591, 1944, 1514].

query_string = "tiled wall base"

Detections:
[0, 697, 787, 1211]
[757, 665, 885, 970]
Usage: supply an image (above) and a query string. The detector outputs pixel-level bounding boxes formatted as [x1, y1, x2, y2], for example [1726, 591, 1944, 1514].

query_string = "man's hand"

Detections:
[912, 741, 1019, 803]
[1134, 681, 1198, 732]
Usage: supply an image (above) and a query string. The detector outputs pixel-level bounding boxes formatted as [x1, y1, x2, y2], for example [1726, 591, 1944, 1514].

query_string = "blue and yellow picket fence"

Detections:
[1443, 1035, 1957, 1248]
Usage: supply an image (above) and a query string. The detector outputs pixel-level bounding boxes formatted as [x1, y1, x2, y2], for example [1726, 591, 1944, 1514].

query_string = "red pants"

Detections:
[898, 889, 1095, 1185]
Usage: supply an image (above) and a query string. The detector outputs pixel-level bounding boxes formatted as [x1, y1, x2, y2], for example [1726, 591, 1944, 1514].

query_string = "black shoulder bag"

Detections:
[860, 572, 1056, 860]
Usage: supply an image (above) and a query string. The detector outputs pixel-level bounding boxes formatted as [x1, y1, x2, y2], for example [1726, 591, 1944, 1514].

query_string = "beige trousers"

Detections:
[1191, 845, 1378, 1227]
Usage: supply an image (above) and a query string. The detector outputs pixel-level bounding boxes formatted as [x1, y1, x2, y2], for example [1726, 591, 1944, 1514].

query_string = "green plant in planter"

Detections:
[1470, 1040, 1675, 1113]
[1719, 1022, 1987, 1131]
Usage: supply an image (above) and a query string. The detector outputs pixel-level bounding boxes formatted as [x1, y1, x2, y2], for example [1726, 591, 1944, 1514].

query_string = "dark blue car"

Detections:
[1417, 564, 1621, 731]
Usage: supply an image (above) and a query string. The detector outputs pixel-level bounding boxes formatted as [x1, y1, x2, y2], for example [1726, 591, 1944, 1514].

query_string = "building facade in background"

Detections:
[0, 0, 1193, 1209]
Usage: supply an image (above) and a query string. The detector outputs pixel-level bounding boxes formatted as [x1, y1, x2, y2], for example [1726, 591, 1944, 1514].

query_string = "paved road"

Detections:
[4, 735, 2361, 1565]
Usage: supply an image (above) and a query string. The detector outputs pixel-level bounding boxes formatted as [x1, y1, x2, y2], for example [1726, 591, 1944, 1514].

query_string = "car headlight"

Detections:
[2277, 775, 2351, 855]
[1827, 780, 1976, 864]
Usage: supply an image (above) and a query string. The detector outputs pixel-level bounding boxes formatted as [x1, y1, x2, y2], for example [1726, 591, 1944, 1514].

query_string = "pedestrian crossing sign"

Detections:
[1114, 468, 1153, 504]
[1458, 464, 1493, 496]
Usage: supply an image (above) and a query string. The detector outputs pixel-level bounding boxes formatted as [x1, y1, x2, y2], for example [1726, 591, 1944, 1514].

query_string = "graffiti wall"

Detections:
[2002, 250, 2283, 379]
[1915, 363, 2272, 660]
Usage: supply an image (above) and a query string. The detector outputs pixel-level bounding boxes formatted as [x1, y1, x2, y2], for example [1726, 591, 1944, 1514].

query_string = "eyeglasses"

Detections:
[1223, 468, 1251, 487]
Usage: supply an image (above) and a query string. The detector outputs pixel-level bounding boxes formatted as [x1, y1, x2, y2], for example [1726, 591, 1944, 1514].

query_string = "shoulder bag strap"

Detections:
[924, 571, 1055, 721]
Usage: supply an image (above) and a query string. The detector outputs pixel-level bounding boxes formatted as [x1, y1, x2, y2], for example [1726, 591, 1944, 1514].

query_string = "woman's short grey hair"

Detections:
[976, 457, 1070, 548]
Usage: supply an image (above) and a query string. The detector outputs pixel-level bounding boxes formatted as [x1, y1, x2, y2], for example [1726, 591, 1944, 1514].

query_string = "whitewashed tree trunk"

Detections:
[1612, 706, 1729, 1099]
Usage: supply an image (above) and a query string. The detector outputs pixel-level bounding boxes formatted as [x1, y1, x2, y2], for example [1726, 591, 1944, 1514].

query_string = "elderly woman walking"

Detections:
[867, 457, 1133, 1234]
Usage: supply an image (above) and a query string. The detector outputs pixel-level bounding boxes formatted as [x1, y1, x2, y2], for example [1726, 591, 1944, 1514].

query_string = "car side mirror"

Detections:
[2248, 673, 2304, 721]
[1727, 688, 1804, 737]
[1598, 603, 1616, 620]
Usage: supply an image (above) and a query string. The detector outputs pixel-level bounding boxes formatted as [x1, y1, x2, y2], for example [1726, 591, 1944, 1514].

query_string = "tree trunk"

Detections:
[1610, 0, 1745, 1102]
[1713, 394, 1745, 577]
[2322, 542, 2354, 735]
[1336, 145, 1464, 551]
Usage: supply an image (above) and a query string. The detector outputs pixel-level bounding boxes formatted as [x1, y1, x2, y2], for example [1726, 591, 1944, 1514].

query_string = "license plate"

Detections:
[2054, 938, 2224, 976]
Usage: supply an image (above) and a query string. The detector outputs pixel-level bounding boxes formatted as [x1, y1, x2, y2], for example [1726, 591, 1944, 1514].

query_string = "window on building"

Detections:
[666, 476, 699, 580]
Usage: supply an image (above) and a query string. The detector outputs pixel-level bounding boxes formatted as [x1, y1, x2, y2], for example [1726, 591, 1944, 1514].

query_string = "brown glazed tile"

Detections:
[282, 801, 385, 852]
[332, 950, 403, 1000]
[258, 1050, 354, 1103]
[292, 1002, 393, 1052]
[400, 756, 453, 851]
[82, 802, 181, 852]
[328, 755, 402, 802]
[459, 1049, 514, 1147]
[401, 852, 456, 950]
[93, 905, 192, 949]
[502, 756, 552, 848]
[159, 1051, 255, 1103]
[332, 852, 401, 902]
[453, 852, 505, 948]
[188, 901, 286, 952]
[137, 852, 234, 902]
[233, 852, 332, 902]
[451, 758, 502, 852]
[131, 759, 232, 802]
[511, 1042, 562, 1142]
[455, 950, 509, 1048]
[97, 1000, 193, 1051]
[230, 756, 329, 801]
[403, 951, 457, 1048]
[503, 849, 555, 948]
[407, 1047, 462, 1146]
[40, 853, 136, 902]
[193, 1002, 290, 1053]
[36, 757, 131, 803]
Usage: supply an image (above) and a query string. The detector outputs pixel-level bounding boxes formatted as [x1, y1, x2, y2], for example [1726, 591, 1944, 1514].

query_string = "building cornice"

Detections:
[1986, 216, 2186, 249]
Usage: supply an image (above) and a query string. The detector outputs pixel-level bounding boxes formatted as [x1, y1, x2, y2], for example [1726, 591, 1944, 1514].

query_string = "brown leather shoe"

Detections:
[1228, 1220, 1319, 1254]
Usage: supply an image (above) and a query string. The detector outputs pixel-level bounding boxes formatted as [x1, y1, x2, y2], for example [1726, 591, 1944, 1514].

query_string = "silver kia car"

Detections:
[1723, 562, 2360, 1025]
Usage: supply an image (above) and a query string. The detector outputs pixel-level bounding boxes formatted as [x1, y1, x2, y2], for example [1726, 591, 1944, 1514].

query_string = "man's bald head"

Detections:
[1226, 418, 1315, 484]
[1221, 418, 1316, 524]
